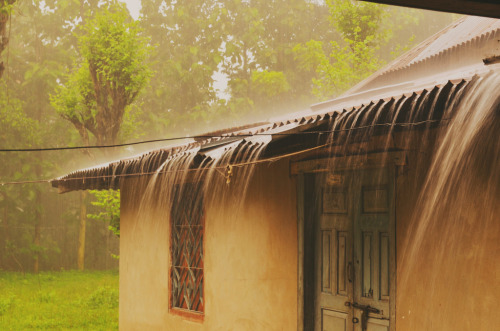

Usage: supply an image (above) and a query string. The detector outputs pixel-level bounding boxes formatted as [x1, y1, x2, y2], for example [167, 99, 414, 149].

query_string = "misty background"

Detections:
[0, 0, 456, 273]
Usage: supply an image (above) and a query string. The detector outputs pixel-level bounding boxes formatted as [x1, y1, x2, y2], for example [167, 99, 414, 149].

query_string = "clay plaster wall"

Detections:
[119, 159, 298, 330]
[395, 147, 500, 330]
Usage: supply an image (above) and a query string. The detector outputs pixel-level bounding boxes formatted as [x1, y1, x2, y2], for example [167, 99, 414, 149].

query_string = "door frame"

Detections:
[295, 152, 403, 331]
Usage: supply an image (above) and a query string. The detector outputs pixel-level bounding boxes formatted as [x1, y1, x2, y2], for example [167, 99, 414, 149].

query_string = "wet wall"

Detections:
[119, 159, 297, 330]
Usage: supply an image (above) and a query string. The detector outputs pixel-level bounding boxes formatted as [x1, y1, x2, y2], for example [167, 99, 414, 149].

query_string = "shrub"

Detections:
[86, 286, 118, 309]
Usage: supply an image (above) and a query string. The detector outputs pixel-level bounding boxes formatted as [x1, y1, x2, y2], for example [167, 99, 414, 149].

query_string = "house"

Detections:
[52, 16, 500, 331]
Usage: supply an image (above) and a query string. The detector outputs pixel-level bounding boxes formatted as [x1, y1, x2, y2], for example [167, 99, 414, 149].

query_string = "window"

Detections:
[170, 183, 204, 314]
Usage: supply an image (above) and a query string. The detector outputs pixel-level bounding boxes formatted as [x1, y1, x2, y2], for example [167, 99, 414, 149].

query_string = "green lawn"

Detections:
[0, 270, 118, 330]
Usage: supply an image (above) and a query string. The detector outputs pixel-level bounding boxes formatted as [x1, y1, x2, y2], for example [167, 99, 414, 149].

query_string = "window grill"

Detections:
[170, 183, 204, 313]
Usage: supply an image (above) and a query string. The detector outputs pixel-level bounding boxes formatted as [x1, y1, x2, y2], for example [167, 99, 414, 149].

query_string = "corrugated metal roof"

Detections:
[347, 16, 500, 93]
[412, 17, 500, 64]
[51, 16, 500, 193]
[51, 76, 476, 193]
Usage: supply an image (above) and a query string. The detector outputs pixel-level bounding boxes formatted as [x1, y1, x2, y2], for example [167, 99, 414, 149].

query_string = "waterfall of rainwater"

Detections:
[131, 148, 201, 234]
[398, 72, 500, 330]
[134, 136, 271, 230]
[201, 137, 271, 213]
[323, 78, 464, 185]
[318, 71, 498, 330]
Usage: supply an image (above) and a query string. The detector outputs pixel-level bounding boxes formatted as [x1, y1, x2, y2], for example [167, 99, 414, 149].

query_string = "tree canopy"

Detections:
[51, 2, 152, 146]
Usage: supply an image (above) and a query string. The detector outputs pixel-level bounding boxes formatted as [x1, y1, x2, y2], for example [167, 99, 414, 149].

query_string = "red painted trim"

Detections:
[169, 307, 205, 322]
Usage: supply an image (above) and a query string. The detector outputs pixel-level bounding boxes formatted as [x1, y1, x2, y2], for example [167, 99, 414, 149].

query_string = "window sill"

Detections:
[169, 307, 204, 322]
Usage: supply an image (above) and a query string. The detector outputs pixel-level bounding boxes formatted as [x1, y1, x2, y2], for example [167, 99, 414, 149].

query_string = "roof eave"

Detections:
[362, 0, 500, 19]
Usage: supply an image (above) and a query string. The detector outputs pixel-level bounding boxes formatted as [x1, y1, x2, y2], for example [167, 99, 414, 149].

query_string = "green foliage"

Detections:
[51, 65, 96, 135]
[0, 270, 118, 329]
[139, 0, 224, 135]
[0, 0, 16, 78]
[0, 295, 15, 316]
[85, 286, 119, 309]
[251, 70, 290, 97]
[328, 0, 387, 46]
[88, 190, 120, 237]
[220, 0, 334, 116]
[36, 290, 56, 303]
[0, 0, 15, 14]
[52, 2, 152, 146]
[292, 1, 456, 100]
[293, 0, 387, 100]
[79, 3, 152, 105]
[0, 84, 38, 146]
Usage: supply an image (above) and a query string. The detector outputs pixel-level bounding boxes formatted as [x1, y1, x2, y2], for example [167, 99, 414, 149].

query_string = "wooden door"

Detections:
[314, 167, 394, 331]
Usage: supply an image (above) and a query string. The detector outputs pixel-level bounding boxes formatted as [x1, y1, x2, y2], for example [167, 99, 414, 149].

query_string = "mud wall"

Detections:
[119, 159, 298, 330]
[395, 147, 500, 330]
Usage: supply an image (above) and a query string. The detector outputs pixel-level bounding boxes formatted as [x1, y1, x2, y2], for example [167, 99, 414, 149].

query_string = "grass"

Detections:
[0, 270, 118, 330]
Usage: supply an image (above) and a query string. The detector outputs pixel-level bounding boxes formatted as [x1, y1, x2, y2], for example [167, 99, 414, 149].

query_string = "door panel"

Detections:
[315, 173, 353, 331]
[365, 318, 389, 331]
[322, 309, 349, 331]
[379, 233, 390, 299]
[314, 168, 394, 331]
[337, 232, 348, 296]
[322, 230, 333, 293]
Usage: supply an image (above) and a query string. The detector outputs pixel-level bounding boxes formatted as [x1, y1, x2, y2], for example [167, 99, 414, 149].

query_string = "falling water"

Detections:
[313, 70, 499, 329]
[135, 137, 270, 211]
[131, 135, 272, 234]
[398, 72, 500, 330]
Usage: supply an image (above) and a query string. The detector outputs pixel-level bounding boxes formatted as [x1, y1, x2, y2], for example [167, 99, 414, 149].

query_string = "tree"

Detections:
[220, 0, 334, 117]
[3, 0, 83, 273]
[0, 0, 15, 78]
[52, 2, 152, 147]
[51, 2, 152, 270]
[293, 0, 455, 100]
[139, 0, 224, 136]
[0, 83, 39, 272]
[293, 0, 387, 99]
[88, 190, 120, 237]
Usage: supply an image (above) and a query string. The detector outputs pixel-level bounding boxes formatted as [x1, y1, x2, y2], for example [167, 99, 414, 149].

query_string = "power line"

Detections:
[0, 143, 331, 186]
[0, 119, 445, 186]
[0, 119, 443, 153]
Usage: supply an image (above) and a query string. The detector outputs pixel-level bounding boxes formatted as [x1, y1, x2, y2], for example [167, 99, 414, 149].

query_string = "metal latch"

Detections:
[345, 302, 380, 331]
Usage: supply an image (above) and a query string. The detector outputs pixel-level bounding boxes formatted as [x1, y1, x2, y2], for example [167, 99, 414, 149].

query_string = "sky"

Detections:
[122, 0, 141, 20]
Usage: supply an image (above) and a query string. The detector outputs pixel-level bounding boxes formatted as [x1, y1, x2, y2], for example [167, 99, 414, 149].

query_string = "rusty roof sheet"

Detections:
[51, 76, 477, 193]
[348, 16, 500, 93]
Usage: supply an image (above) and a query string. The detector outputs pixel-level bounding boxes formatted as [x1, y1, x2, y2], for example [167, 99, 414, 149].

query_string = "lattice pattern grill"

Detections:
[170, 184, 204, 313]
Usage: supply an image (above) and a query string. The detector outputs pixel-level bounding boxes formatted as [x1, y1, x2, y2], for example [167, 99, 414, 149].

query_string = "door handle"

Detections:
[348, 262, 354, 282]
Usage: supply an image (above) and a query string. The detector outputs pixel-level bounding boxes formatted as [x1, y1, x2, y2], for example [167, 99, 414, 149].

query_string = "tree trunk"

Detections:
[33, 151, 42, 273]
[1, 194, 8, 268]
[32, 14, 42, 274]
[0, 1, 15, 79]
[33, 200, 40, 273]
[78, 191, 87, 271]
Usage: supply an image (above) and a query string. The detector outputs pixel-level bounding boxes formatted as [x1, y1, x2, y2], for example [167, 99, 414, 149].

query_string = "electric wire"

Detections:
[0, 119, 443, 152]
[0, 119, 444, 186]
[0, 143, 330, 186]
